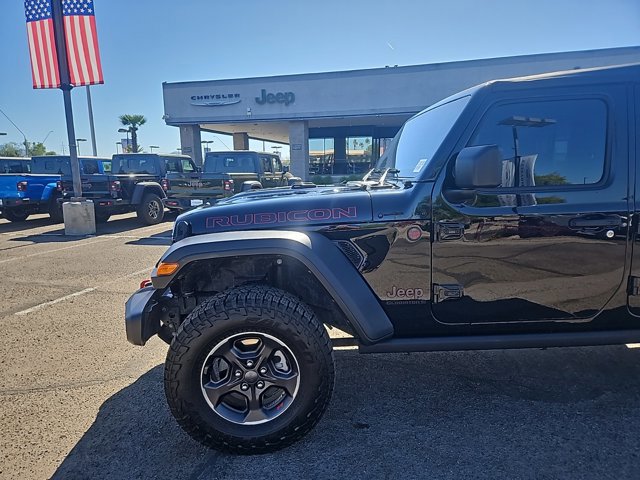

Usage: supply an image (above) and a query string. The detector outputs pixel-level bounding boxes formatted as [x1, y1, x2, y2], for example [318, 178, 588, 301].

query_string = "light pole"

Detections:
[149, 145, 159, 153]
[201, 140, 213, 156]
[76, 138, 87, 156]
[0, 107, 29, 156]
[118, 128, 131, 152]
[115, 142, 121, 154]
[42, 130, 54, 144]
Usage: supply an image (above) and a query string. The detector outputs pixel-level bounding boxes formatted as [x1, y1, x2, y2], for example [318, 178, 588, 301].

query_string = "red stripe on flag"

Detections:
[43, 20, 60, 88]
[63, 14, 104, 87]
[76, 15, 92, 85]
[33, 21, 48, 88]
[26, 23, 41, 88]
[88, 16, 104, 84]
[64, 16, 83, 85]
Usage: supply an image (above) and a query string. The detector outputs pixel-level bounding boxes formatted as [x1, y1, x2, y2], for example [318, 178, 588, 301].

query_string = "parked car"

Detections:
[59, 153, 199, 224]
[164, 150, 303, 213]
[203, 151, 299, 193]
[0, 156, 109, 222]
[125, 64, 640, 453]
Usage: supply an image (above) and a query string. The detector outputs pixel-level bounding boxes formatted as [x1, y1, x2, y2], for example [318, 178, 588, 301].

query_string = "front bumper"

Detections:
[124, 286, 162, 345]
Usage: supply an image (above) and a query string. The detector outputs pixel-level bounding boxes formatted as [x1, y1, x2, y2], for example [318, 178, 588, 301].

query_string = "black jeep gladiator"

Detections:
[125, 64, 640, 453]
[204, 150, 299, 192]
[163, 151, 300, 213]
[61, 153, 199, 224]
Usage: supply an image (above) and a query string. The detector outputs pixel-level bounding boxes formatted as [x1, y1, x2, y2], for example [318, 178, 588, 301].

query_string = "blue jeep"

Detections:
[0, 156, 110, 222]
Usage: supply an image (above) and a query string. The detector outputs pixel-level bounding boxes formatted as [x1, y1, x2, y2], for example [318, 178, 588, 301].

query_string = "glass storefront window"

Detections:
[345, 136, 373, 174]
[309, 138, 334, 174]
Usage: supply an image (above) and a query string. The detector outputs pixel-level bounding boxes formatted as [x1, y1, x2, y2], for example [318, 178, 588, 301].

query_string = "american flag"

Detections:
[24, 0, 103, 89]
[61, 0, 104, 86]
[25, 0, 60, 88]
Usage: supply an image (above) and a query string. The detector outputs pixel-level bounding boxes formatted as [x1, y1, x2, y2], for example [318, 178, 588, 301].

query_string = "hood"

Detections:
[177, 184, 373, 237]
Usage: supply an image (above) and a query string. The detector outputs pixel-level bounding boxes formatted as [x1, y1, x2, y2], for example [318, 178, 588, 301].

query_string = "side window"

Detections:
[468, 98, 607, 187]
[271, 156, 282, 173]
[181, 160, 195, 173]
[165, 158, 181, 173]
[260, 156, 272, 173]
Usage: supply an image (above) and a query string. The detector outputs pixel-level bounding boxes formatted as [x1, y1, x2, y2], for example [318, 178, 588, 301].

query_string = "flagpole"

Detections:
[86, 86, 98, 156]
[51, 0, 82, 198]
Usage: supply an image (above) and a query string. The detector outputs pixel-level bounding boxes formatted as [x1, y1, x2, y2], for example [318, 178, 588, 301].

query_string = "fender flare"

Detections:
[153, 230, 394, 344]
[41, 182, 58, 202]
[132, 182, 165, 204]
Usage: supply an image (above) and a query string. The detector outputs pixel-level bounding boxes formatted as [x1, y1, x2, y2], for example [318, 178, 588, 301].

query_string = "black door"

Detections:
[432, 89, 630, 325]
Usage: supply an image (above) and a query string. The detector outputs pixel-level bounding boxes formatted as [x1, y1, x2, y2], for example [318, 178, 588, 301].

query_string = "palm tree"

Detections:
[119, 114, 147, 153]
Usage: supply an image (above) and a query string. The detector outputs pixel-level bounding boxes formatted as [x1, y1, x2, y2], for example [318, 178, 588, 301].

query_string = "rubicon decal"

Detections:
[206, 207, 357, 229]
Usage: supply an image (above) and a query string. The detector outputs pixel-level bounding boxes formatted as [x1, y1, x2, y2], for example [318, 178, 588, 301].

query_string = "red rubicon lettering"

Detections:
[254, 213, 277, 224]
[333, 207, 357, 219]
[287, 211, 309, 221]
[308, 209, 332, 220]
[206, 217, 230, 228]
[205, 206, 358, 229]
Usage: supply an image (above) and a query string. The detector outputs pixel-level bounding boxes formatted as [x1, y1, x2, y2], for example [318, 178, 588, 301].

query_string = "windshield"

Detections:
[204, 153, 256, 173]
[112, 155, 159, 174]
[376, 96, 470, 179]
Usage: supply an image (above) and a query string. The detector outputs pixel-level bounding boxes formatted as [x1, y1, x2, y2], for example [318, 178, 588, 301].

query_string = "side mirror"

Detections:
[282, 165, 290, 174]
[454, 145, 502, 189]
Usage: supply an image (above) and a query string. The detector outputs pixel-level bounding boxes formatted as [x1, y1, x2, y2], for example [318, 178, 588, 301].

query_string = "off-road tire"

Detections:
[48, 197, 63, 223]
[164, 285, 335, 454]
[136, 193, 164, 225]
[3, 208, 29, 222]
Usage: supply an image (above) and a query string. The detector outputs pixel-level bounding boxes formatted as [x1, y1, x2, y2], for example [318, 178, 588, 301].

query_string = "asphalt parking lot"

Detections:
[1, 213, 640, 479]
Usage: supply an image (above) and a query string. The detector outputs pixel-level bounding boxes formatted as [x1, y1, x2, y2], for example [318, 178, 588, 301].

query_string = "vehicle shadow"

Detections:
[0, 216, 53, 234]
[8, 215, 175, 244]
[52, 345, 640, 479]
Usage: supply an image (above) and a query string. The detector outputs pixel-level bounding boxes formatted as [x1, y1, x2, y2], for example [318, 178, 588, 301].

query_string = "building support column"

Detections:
[233, 132, 250, 150]
[179, 124, 202, 166]
[288, 121, 309, 181]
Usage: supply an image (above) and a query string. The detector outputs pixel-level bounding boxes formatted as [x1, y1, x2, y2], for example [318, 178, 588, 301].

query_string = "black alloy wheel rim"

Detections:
[200, 331, 300, 425]
[148, 200, 160, 219]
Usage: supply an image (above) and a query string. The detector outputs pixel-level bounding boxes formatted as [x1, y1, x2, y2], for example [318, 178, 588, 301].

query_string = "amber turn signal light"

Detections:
[156, 262, 179, 276]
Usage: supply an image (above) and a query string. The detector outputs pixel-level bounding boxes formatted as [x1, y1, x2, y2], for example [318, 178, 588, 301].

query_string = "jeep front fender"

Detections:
[152, 230, 394, 344]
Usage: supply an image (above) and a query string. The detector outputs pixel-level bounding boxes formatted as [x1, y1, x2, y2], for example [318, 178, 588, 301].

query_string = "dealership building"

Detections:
[162, 46, 640, 180]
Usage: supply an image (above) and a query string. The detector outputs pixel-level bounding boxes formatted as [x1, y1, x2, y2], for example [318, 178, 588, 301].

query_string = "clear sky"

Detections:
[0, 0, 638, 159]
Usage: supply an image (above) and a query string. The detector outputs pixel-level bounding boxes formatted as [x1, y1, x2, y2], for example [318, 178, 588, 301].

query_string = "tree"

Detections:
[27, 142, 56, 156]
[119, 114, 147, 153]
[0, 142, 23, 157]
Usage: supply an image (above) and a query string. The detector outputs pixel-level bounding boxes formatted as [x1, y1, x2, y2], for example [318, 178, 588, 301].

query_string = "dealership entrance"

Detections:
[162, 46, 640, 180]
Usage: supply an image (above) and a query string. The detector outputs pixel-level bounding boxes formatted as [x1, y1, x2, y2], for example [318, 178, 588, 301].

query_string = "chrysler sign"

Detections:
[190, 93, 241, 106]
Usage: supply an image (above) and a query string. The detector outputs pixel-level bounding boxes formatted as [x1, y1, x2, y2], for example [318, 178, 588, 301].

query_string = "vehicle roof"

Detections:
[488, 62, 640, 89]
[0, 157, 30, 161]
[30, 155, 111, 160]
[205, 151, 277, 155]
[112, 153, 191, 158]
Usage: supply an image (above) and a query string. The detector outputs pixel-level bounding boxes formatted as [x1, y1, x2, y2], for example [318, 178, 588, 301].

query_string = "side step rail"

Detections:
[358, 330, 640, 354]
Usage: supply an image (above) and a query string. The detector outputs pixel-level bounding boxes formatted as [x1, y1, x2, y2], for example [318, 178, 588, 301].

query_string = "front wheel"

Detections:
[136, 193, 164, 225]
[3, 208, 29, 222]
[164, 285, 335, 454]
